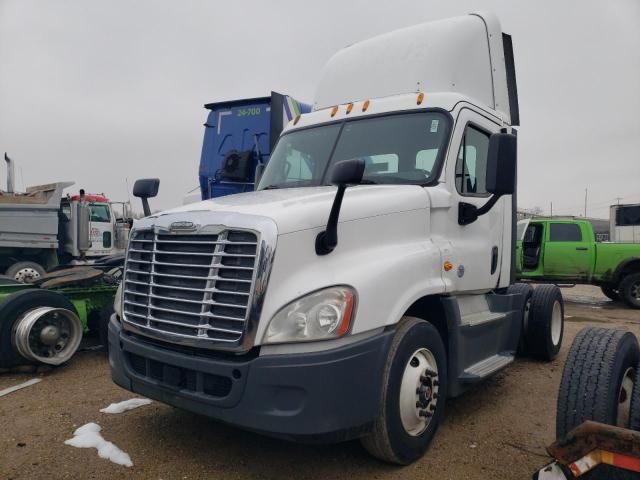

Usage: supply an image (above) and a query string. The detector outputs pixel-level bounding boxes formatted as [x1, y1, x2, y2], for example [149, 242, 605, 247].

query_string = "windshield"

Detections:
[90, 204, 111, 223]
[258, 111, 451, 189]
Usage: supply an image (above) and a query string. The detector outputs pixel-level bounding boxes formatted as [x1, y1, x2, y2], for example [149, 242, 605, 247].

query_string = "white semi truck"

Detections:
[109, 13, 564, 464]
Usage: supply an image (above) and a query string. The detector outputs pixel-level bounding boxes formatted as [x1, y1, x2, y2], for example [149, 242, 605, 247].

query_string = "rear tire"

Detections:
[360, 317, 447, 465]
[507, 283, 533, 355]
[600, 285, 620, 302]
[619, 273, 640, 309]
[556, 327, 639, 438]
[0, 289, 80, 368]
[5, 261, 45, 283]
[526, 285, 564, 360]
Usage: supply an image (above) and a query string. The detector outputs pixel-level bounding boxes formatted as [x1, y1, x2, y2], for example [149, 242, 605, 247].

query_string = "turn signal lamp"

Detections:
[362, 100, 370, 112]
[417, 92, 425, 105]
[331, 106, 339, 117]
[443, 261, 453, 272]
[346, 103, 354, 114]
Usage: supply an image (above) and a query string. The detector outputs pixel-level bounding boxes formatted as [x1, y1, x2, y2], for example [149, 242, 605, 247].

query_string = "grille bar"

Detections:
[122, 228, 258, 346]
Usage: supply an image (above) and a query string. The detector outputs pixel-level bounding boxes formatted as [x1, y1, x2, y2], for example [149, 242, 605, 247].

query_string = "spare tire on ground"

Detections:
[557, 327, 639, 438]
[0, 289, 83, 369]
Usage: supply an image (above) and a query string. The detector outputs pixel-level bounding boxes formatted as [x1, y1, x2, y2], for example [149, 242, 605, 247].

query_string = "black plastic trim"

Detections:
[502, 34, 520, 126]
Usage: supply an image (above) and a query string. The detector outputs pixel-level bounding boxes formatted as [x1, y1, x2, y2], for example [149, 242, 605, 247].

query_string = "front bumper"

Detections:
[108, 314, 393, 442]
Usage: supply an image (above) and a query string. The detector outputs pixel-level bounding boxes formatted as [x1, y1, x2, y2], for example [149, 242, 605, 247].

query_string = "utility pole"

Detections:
[550, 202, 553, 217]
[584, 188, 588, 217]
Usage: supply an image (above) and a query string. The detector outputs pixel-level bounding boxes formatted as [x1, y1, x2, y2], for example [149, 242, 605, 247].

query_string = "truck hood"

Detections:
[158, 185, 429, 235]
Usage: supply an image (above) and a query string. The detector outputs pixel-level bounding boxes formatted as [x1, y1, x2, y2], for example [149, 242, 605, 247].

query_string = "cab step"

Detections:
[460, 352, 515, 383]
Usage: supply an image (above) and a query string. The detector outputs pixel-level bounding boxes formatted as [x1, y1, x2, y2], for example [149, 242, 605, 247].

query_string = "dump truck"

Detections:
[108, 12, 564, 464]
[517, 218, 640, 308]
[198, 93, 311, 200]
[0, 154, 131, 281]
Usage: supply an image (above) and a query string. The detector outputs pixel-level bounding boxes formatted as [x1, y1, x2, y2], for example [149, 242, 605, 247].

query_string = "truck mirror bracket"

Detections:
[458, 195, 502, 226]
[315, 158, 365, 256]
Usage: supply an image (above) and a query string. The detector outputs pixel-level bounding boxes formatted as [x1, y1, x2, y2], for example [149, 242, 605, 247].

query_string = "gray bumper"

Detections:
[108, 314, 393, 442]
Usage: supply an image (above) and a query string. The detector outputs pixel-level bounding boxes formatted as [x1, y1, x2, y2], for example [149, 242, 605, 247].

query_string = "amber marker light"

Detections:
[331, 106, 339, 117]
[335, 290, 355, 337]
[443, 261, 453, 272]
[417, 92, 425, 105]
[362, 100, 370, 112]
[293, 115, 301, 125]
[346, 103, 354, 114]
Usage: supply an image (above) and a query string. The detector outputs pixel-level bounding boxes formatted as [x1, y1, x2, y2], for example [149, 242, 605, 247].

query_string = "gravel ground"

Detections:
[1, 285, 639, 480]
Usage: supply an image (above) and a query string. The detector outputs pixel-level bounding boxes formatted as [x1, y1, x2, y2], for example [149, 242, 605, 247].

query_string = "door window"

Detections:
[549, 223, 582, 242]
[455, 125, 490, 195]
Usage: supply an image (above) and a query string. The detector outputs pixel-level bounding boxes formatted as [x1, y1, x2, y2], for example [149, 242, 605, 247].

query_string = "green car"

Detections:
[516, 218, 640, 308]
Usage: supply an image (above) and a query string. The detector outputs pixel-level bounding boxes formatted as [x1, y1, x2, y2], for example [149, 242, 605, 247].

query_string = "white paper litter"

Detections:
[0, 378, 42, 398]
[64, 422, 132, 467]
[100, 398, 152, 414]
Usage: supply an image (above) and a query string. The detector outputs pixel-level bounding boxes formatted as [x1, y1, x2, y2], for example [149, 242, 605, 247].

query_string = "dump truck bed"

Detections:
[0, 181, 73, 249]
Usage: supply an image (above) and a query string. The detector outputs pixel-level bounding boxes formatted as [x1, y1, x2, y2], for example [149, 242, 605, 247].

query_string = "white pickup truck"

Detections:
[109, 12, 564, 464]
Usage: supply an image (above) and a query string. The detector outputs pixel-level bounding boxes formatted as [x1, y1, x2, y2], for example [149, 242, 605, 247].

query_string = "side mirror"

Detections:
[330, 158, 365, 186]
[459, 132, 516, 226]
[316, 158, 365, 255]
[133, 178, 160, 217]
[486, 133, 517, 195]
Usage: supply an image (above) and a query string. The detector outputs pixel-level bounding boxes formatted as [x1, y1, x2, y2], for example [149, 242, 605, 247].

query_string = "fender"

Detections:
[611, 257, 640, 286]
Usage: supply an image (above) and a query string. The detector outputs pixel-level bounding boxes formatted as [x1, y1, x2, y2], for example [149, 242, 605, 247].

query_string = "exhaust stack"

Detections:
[4, 152, 15, 193]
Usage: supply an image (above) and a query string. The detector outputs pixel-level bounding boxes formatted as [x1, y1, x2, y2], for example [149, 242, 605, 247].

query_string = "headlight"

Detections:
[113, 283, 123, 317]
[263, 286, 356, 344]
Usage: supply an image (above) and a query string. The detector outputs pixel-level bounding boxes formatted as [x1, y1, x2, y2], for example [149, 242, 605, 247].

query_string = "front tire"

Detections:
[5, 261, 45, 283]
[360, 317, 447, 465]
[601, 285, 620, 302]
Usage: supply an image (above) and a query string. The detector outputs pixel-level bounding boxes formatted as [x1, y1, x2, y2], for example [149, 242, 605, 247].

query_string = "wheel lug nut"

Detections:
[429, 404, 436, 411]
[433, 393, 439, 400]
[433, 380, 440, 387]
[419, 410, 433, 418]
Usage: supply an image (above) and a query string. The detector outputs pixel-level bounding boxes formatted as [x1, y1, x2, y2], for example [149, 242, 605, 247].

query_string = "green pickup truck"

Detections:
[516, 218, 640, 308]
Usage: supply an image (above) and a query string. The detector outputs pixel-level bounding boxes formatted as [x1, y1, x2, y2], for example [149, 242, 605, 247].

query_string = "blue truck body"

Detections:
[198, 92, 311, 200]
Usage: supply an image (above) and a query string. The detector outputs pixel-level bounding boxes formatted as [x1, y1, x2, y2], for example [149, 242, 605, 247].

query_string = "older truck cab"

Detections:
[109, 13, 563, 464]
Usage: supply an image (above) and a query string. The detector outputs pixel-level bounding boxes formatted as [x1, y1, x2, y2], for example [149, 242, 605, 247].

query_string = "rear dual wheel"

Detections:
[509, 283, 564, 361]
[361, 317, 447, 465]
[0, 289, 83, 368]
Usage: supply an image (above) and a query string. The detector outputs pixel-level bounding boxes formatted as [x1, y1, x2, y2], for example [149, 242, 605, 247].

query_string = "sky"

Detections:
[1, 0, 639, 217]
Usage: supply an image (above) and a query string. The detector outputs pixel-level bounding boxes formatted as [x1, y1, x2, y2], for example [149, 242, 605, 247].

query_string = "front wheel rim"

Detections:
[551, 301, 562, 346]
[14, 267, 41, 283]
[12, 307, 83, 365]
[399, 348, 439, 436]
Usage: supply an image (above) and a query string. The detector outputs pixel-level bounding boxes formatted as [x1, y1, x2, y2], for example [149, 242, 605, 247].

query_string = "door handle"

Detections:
[576, 247, 588, 251]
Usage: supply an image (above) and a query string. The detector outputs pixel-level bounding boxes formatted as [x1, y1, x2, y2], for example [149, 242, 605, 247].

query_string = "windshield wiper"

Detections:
[359, 179, 378, 185]
[261, 185, 281, 190]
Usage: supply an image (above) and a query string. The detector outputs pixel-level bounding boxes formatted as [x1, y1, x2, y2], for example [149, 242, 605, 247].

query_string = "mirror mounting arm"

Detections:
[458, 194, 503, 226]
[316, 184, 347, 255]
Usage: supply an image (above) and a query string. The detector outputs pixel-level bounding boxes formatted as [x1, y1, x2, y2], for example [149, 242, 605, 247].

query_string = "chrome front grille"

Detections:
[122, 229, 259, 346]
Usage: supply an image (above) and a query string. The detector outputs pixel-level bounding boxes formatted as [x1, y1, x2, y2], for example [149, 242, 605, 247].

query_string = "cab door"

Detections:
[445, 108, 505, 292]
[542, 222, 593, 280]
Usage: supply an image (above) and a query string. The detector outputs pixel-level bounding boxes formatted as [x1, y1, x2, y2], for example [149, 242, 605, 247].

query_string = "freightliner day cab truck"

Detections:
[109, 13, 564, 464]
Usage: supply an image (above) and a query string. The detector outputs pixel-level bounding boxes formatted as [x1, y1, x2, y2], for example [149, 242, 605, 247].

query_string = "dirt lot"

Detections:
[2, 285, 639, 480]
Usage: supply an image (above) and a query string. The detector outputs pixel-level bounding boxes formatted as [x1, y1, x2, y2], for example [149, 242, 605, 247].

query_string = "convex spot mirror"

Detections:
[133, 178, 160, 199]
[486, 133, 517, 196]
[330, 158, 365, 185]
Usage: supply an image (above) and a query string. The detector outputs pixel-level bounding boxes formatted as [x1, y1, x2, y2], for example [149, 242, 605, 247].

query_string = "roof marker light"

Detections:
[331, 106, 339, 117]
[362, 100, 370, 112]
[293, 115, 301, 125]
[417, 92, 425, 105]
[346, 103, 353, 114]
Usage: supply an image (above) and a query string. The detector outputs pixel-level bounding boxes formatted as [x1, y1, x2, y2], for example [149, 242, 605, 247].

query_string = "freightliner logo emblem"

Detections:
[170, 221, 197, 231]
